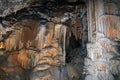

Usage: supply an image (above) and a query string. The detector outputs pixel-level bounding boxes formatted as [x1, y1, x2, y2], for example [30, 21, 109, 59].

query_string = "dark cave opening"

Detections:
[65, 32, 87, 80]
[65, 33, 82, 63]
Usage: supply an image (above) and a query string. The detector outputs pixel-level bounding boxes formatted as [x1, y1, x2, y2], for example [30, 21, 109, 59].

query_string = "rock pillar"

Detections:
[85, 0, 120, 80]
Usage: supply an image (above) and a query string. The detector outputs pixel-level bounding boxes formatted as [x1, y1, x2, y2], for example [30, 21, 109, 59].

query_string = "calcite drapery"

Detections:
[85, 0, 120, 80]
[0, 19, 66, 80]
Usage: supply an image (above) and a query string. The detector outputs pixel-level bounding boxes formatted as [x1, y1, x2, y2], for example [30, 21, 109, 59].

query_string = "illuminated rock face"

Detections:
[0, 0, 120, 80]
[0, 19, 66, 79]
[0, 3, 84, 79]
[85, 0, 120, 80]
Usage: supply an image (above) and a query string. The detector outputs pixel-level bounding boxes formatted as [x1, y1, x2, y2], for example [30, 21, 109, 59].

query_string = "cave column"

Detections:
[85, 0, 120, 80]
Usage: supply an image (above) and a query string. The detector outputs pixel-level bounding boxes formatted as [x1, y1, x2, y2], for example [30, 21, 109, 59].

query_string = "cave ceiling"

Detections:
[0, 0, 87, 42]
[0, 0, 86, 17]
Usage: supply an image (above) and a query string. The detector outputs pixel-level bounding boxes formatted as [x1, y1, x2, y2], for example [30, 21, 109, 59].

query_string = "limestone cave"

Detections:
[0, 0, 120, 80]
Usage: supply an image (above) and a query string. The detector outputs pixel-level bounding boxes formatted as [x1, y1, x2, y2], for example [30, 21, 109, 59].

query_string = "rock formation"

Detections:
[85, 0, 120, 80]
[0, 0, 120, 80]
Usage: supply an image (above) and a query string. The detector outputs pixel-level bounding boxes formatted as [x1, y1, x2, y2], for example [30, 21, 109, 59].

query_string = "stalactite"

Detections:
[0, 23, 13, 42]
[4, 19, 39, 51]
[44, 22, 55, 47]
[5, 29, 21, 51]
[0, 42, 4, 49]
[63, 25, 67, 63]
[20, 20, 38, 49]
[71, 17, 82, 40]
[37, 24, 46, 50]
[5, 35, 16, 51]
[54, 24, 62, 41]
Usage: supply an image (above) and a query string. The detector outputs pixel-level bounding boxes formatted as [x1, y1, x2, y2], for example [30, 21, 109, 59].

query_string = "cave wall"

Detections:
[0, 0, 120, 80]
[0, 19, 66, 80]
[0, 1, 86, 80]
